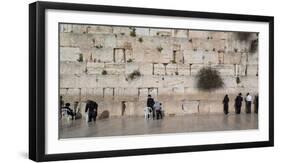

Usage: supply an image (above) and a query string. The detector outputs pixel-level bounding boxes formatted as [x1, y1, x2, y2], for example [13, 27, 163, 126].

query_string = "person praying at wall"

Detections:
[245, 93, 252, 113]
[85, 100, 99, 122]
[235, 93, 243, 114]
[222, 94, 230, 115]
[147, 95, 155, 119]
[254, 95, 259, 113]
[61, 103, 76, 120]
[154, 101, 163, 120]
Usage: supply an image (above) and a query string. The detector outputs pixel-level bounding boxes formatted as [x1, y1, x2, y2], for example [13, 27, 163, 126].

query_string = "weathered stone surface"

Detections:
[91, 48, 114, 63]
[60, 62, 86, 75]
[60, 47, 82, 62]
[60, 24, 259, 117]
[182, 100, 199, 114]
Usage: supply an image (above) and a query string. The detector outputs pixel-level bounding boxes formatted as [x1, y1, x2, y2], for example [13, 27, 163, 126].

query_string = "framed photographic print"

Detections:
[29, 1, 274, 162]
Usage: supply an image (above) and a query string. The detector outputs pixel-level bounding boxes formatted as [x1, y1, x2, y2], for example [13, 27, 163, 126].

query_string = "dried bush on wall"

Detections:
[196, 67, 224, 91]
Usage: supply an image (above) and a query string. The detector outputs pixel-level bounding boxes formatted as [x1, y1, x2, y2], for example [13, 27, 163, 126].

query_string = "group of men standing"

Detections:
[222, 93, 258, 115]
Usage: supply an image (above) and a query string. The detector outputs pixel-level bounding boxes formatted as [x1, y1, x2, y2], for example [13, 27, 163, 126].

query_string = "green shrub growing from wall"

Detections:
[128, 70, 141, 80]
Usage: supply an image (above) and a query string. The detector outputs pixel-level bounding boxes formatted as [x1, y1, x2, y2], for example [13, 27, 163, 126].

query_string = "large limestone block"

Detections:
[77, 75, 98, 88]
[92, 48, 114, 63]
[221, 76, 237, 88]
[86, 62, 105, 75]
[95, 75, 121, 88]
[177, 64, 189, 76]
[105, 63, 125, 75]
[71, 24, 87, 33]
[125, 63, 153, 75]
[172, 87, 185, 97]
[81, 88, 103, 101]
[209, 102, 224, 113]
[163, 76, 185, 88]
[112, 27, 131, 35]
[171, 41, 188, 53]
[184, 50, 204, 64]
[114, 88, 138, 101]
[135, 27, 150, 36]
[238, 76, 258, 89]
[60, 47, 82, 62]
[172, 29, 188, 38]
[134, 101, 148, 116]
[166, 64, 178, 75]
[226, 39, 251, 53]
[92, 34, 117, 48]
[60, 62, 86, 75]
[149, 28, 172, 36]
[153, 63, 166, 75]
[162, 101, 184, 116]
[138, 88, 148, 101]
[223, 52, 242, 64]
[181, 100, 199, 114]
[212, 64, 235, 76]
[139, 76, 162, 88]
[104, 88, 114, 101]
[116, 36, 135, 49]
[246, 64, 258, 76]
[125, 63, 139, 75]
[59, 33, 93, 50]
[211, 32, 228, 40]
[189, 30, 209, 39]
[139, 63, 153, 75]
[202, 52, 219, 64]
[60, 33, 76, 47]
[248, 53, 258, 65]
[198, 101, 210, 114]
[87, 25, 113, 34]
[60, 74, 80, 88]
[158, 87, 174, 97]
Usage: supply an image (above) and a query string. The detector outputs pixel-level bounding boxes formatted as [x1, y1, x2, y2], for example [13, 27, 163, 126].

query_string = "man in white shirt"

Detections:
[245, 93, 252, 113]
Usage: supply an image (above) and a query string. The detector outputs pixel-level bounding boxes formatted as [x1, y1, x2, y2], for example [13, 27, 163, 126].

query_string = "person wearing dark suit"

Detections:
[85, 100, 98, 122]
[223, 94, 230, 115]
[235, 93, 243, 114]
[147, 95, 155, 119]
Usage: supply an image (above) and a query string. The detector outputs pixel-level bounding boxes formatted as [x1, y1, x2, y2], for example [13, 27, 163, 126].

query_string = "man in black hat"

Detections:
[147, 95, 155, 119]
[85, 100, 98, 122]
[235, 93, 243, 114]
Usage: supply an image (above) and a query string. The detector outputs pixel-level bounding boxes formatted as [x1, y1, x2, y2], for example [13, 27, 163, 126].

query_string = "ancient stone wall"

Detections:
[60, 24, 258, 117]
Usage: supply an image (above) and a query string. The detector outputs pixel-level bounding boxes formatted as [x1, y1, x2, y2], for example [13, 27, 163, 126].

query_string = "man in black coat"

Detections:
[85, 100, 98, 122]
[235, 93, 243, 114]
[223, 94, 230, 115]
[147, 95, 155, 119]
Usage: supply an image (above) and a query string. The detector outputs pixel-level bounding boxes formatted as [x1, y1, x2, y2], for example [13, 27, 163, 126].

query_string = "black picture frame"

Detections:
[29, 1, 274, 162]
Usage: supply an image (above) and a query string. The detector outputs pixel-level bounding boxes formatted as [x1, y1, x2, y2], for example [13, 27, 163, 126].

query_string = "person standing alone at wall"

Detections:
[235, 93, 243, 114]
[245, 93, 252, 113]
[85, 100, 98, 122]
[223, 94, 229, 115]
[254, 95, 258, 113]
[147, 95, 155, 119]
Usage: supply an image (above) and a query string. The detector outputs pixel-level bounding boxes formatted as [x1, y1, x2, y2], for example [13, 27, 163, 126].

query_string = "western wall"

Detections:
[59, 24, 258, 117]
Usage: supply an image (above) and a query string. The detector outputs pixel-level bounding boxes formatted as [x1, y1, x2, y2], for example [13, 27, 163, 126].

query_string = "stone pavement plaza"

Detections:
[59, 113, 258, 139]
